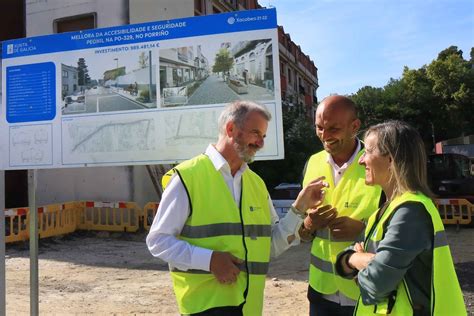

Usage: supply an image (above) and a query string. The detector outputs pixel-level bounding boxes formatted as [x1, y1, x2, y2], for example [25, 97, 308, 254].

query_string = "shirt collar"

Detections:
[327, 139, 361, 170]
[205, 144, 248, 174]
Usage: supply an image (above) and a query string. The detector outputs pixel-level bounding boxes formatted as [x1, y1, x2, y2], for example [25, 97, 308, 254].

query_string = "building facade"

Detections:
[61, 64, 79, 96]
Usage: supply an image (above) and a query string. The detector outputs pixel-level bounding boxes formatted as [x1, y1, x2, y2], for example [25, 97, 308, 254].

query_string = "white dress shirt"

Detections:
[146, 144, 303, 272]
[323, 139, 362, 306]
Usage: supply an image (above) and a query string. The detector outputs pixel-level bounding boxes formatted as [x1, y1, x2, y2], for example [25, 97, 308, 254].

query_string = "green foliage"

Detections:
[350, 45, 474, 149]
[138, 51, 149, 69]
[437, 46, 463, 61]
[138, 87, 150, 102]
[252, 45, 472, 188]
[251, 107, 321, 190]
[212, 48, 234, 74]
[77, 57, 91, 86]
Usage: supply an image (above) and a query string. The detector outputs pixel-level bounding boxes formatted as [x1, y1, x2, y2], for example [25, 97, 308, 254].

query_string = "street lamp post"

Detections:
[148, 51, 153, 101]
[114, 58, 119, 87]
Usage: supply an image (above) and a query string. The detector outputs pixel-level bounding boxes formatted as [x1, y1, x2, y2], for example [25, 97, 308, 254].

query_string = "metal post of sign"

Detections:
[28, 169, 38, 316]
[0, 170, 5, 316]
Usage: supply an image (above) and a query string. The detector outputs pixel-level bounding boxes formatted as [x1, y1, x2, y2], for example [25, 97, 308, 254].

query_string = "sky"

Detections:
[259, 0, 474, 99]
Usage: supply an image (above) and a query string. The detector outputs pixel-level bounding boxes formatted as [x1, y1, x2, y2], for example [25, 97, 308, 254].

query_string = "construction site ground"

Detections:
[5, 226, 474, 315]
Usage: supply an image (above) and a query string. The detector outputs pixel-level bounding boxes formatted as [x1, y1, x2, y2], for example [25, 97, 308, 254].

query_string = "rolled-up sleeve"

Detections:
[357, 202, 433, 305]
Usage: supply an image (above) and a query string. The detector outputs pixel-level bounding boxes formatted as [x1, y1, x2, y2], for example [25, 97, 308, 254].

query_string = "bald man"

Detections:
[300, 95, 383, 316]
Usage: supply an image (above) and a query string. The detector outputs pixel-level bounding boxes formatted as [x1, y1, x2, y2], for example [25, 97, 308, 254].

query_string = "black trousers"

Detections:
[308, 286, 355, 316]
[189, 305, 243, 316]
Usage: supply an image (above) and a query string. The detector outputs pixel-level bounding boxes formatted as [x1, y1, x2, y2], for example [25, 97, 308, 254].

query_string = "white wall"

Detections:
[129, 0, 194, 24]
[36, 166, 132, 205]
[36, 166, 159, 207]
[26, 0, 128, 36]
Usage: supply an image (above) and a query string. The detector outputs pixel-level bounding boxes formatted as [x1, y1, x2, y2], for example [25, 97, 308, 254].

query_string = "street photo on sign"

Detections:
[60, 50, 158, 115]
[159, 39, 274, 107]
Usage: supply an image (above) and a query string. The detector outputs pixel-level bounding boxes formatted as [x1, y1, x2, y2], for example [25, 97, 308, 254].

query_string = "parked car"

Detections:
[271, 183, 301, 218]
[428, 153, 474, 202]
[64, 94, 85, 105]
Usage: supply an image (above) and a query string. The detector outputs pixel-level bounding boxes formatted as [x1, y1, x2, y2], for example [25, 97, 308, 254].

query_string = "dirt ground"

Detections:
[5, 226, 474, 315]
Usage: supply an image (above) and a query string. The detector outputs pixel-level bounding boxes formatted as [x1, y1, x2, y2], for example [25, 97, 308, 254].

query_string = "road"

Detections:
[187, 74, 274, 105]
[62, 87, 145, 115]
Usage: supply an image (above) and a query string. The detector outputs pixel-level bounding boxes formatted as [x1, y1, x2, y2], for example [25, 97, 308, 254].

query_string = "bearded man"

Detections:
[147, 100, 327, 316]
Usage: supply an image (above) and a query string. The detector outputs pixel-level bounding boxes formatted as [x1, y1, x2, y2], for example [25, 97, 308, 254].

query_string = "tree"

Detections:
[350, 85, 386, 129]
[350, 45, 473, 150]
[254, 46, 473, 188]
[252, 107, 321, 190]
[138, 52, 149, 69]
[212, 48, 234, 75]
[77, 58, 91, 86]
[427, 51, 474, 138]
[437, 45, 463, 61]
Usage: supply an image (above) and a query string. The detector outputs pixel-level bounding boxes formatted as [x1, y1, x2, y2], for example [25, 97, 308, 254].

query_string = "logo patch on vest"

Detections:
[250, 205, 262, 212]
[344, 201, 359, 208]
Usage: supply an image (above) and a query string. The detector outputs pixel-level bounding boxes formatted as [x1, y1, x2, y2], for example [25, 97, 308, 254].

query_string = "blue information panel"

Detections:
[6, 62, 56, 123]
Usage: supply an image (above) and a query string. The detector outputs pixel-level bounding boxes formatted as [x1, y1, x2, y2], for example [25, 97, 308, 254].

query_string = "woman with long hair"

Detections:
[336, 121, 466, 315]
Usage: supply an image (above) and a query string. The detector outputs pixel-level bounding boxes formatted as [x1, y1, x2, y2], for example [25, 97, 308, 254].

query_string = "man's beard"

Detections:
[234, 141, 259, 163]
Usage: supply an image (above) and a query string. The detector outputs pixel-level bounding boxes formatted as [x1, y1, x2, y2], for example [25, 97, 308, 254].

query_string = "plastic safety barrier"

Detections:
[143, 202, 159, 231]
[5, 207, 29, 243]
[435, 198, 473, 225]
[78, 201, 140, 232]
[37, 202, 81, 239]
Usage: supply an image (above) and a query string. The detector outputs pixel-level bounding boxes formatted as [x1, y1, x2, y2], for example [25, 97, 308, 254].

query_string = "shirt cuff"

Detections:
[283, 210, 304, 234]
[191, 246, 214, 272]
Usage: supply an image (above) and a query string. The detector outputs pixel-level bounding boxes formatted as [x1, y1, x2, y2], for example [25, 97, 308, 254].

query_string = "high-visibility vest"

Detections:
[355, 192, 466, 315]
[303, 149, 382, 300]
[167, 154, 271, 315]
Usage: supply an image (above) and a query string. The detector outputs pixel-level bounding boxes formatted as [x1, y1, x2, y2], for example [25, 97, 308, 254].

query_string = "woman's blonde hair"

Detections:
[364, 120, 433, 199]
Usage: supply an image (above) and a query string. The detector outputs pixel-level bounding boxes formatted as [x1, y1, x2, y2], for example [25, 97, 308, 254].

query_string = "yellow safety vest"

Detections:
[303, 149, 382, 300]
[355, 192, 466, 315]
[166, 154, 271, 315]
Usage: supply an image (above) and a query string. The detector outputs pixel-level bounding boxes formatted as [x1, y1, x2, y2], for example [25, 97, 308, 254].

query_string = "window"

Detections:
[54, 13, 96, 34]
[238, 0, 248, 9]
[224, 0, 238, 9]
[62, 70, 68, 78]
[194, 0, 205, 16]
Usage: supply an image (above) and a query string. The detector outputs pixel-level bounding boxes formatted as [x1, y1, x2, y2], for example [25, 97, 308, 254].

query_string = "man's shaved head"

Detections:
[316, 95, 357, 121]
[315, 95, 361, 165]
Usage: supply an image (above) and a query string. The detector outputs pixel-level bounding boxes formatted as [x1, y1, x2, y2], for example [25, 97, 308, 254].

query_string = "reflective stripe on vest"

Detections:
[172, 261, 270, 275]
[181, 223, 271, 239]
[310, 254, 333, 273]
[355, 192, 467, 316]
[168, 155, 271, 315]
[303, 149, 382, 299]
